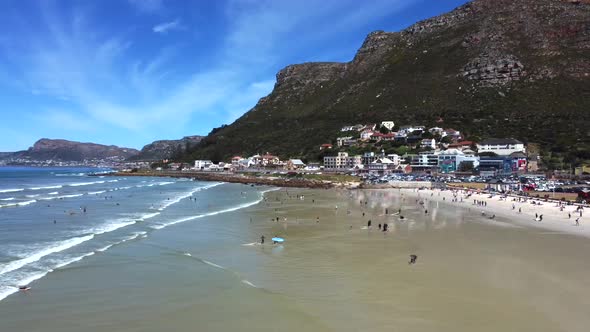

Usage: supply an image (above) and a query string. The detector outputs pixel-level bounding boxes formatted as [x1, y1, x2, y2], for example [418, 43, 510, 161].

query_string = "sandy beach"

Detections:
[401, 187, 590, 238]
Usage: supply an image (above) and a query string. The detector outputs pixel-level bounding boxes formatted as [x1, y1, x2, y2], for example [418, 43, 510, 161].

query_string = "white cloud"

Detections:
[153, 19, 182, 34]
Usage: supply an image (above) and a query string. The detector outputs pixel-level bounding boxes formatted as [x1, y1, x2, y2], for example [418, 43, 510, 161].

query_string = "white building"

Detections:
[336, 136, 353, 147]
[420, 138, 436, 150]
[386, 154, 401, 165]
[410, 152, 439, 171]
[368, 158, 396, 174]
[399, 125, 425, 135]
[477, 138, 526, 156]
[323, 152, 361, 170]
[429, 127, 444, 136]
[194, 160, 213, 170]
[380, 121, 395, 130]
[360, 130, 374, 141]
[438, 149, 480, 173]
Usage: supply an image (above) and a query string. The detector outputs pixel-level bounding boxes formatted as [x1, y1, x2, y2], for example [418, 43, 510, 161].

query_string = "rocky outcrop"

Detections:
[463, 54, 525, 86]
[133, 136, 203, 161]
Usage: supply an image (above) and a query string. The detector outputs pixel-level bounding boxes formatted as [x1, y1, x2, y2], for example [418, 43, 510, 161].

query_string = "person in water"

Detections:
[409, 254, 418, 265]
[382, 223, 388, 232]
[260, 235, 265, 244]
[378, 224, 382, 230]
[367, 220, 372, 227]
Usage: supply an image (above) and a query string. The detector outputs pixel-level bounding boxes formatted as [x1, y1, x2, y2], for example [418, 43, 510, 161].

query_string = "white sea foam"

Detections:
[0, 197, 15, 201]
[157, 182, 223, 211]
[54, 252, 95, 269]
[48, 192, 59, 195]
[91, 220, 136, 235]
[60, 194, 84, 199]
[30, 185, 63, 190]
[96, 244, 114, 252]
[137, 212, 160, 221]
[0, 188, 23, 193]
[107, 180, 118, 183]
[0, 200, 37, 208]
[88, 190, 107, 195]
[0, 234, 94, 276]
[158, 181, 175, 186]
[202, 260, 224, 269]
[26, 194, 40, 198]
[241, 280, 257, 288]
[69, 181, 105, 187]
[157, 187, 276, 229]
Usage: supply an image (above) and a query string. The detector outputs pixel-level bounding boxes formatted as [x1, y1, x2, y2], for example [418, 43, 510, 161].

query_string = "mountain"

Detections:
[2, 139, 139, 162]
[131, 135, 204, 161]
[184, 0, 590, 169]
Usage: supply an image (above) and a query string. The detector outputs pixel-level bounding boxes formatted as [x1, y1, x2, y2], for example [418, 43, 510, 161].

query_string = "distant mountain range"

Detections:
[0, 136, 205, 163]
[182, 0, 590, 168]
[0, 139, 139, 162]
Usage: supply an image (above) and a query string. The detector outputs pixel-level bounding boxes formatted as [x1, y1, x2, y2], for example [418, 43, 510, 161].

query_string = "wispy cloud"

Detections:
[153, 19, 182, 34]
[0, 0, 425, 150]
[128, 0, 163, 13]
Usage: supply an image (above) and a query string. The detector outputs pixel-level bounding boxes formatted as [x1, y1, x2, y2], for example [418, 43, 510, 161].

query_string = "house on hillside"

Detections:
[286, 159, 306, 170]
[261, 153, 280, 166]
[380, 121, 395, 130]
[420, 138, 437, 150]
[448, 141, 475, 151]
[336, 137, 353, 147]
[360, 129, 375, 141]
[429, 127, 444, 136]
[443, 128, 462, 141]
[319, 143, 333, 151]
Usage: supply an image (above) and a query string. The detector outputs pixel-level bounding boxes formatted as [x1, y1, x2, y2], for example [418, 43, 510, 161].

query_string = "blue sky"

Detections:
[0, 0, 468, 151]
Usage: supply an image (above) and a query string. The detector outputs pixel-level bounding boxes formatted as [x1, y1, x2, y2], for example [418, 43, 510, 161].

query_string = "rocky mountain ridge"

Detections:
[185, 0, 590, 169]
[131, 135, 204, 161]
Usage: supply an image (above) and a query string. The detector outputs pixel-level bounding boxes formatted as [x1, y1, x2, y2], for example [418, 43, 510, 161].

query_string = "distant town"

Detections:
[172, 121, 542, 176]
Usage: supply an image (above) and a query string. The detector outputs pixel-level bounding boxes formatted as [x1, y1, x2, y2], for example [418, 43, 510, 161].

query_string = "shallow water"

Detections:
[1, 185, 589, 331]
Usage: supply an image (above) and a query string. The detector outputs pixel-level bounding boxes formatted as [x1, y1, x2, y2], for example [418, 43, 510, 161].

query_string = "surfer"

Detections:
[261, 235, 265, 244]
[382, 223, 388, 232]
[409, 255, 418, 265]
[367, 220, 372, 227]
[18, 285, 30, 291]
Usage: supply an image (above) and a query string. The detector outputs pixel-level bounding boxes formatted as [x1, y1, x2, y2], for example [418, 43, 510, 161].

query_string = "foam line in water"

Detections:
[30, 185, 63, 190]
[156, 187, 277, 229]
[54, 252, 95, 269]
[157, 182, 223, 211]
[241, 280, 257, 288]
[0, 197, 15, 201]
[0, 234, 95, 276]
[0, 200, 37, 208]
[202, 260, 224, 269]
[91, 220, 136, 235]
[68, 181, 105, 187]
[96, 244, 114, 252]
[0, 188, 23, 193]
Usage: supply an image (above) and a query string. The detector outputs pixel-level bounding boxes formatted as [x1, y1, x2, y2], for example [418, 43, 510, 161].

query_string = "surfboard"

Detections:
[271, 237, 284, 243]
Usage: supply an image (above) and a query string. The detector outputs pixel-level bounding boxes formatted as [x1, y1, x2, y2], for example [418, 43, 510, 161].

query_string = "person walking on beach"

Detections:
[382, 223, 388, 232]
[368, 220, 372, 227]
[519, 207, 522, 213]
[575, 218, 580, 226]
[378, 224, 382, 230]
[569, 213, 571, 219]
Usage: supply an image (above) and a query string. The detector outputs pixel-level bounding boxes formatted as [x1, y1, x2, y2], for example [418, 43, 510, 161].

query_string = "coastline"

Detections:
[105, 171, 352, 189]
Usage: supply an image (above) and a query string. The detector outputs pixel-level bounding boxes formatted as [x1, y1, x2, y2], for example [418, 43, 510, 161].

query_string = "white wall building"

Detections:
[477, 138, 526, 156]
[380, 121, 395, 130]
[420, 138, 436, 150]
[194, 160, 213, 170]
[323, 152, 361, 170]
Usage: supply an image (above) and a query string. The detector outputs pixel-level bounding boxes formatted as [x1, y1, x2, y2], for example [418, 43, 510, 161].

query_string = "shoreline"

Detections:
[104, 171, 350, 189]
[398, 187, 590, 239]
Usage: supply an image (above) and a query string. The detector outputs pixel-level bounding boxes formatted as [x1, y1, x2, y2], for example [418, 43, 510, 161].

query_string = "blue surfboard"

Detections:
[271, 237, 284, 243]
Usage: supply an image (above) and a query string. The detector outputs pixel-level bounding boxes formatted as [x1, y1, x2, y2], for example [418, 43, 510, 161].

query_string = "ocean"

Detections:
[0, 167, 271, 303]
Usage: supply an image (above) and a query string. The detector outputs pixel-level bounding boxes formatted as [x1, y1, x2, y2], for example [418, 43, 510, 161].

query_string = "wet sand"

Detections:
[1, 187, 590, 331]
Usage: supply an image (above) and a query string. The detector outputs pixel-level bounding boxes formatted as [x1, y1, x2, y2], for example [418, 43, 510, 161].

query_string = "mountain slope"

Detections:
[131, 135, 204, 161]
[3, 139, 139, 162]
[185, 0, 590, 168]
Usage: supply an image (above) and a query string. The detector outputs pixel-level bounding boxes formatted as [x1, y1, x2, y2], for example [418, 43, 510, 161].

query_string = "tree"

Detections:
[379, 125, 390, 134]
[458, 161, 475, 172]
[440, 136, 452, 144]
